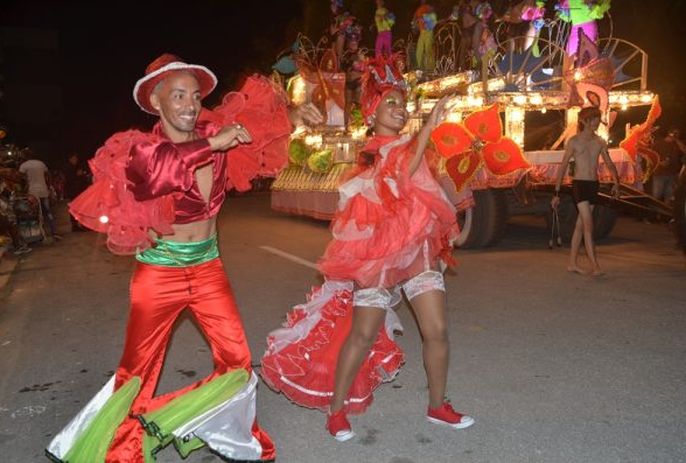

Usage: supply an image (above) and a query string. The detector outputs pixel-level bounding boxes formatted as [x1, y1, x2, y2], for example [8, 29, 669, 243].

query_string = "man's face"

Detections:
[150, 72, 202, 139]
[583, 116, 600, 132]
[68, 155, 78, 165]
[374, 90, 408, 135]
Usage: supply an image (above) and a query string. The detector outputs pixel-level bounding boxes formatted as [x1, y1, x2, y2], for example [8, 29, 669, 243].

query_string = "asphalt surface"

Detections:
[0, 194, 684, 463]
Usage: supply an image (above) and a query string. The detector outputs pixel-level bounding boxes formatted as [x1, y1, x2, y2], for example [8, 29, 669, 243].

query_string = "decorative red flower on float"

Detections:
[431, 104, 530, 192]
[296, 49, 345, 121]
[620, 96, 661, 181]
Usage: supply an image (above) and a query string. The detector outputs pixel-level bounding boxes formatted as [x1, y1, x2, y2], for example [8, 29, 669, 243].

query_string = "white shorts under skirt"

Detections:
[353, 270, 445, 310]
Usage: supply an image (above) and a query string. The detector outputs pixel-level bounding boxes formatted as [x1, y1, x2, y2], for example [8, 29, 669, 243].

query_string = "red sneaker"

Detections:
[427, 401, 475, 429]
[326, 410, 355, 442]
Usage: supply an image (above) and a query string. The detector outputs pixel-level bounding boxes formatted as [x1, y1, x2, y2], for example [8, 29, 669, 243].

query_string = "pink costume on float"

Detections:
[374, 1, 395, 58]
[556, 0, 611, 56]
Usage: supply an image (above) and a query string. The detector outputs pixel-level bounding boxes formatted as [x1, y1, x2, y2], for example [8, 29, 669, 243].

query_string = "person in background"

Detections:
[19, 150, 61, 240]
[414, 0, 438, 72]
[341, 33, 366, 126]
[330, 0, 356, 64]
[651, 127, 686, 204]
[551, 107, 621, 276]
[472, 2, 497, 72]
[0, 178, 32, 255]
[457, 0, 480, 70]
[374, 0, 395, 57]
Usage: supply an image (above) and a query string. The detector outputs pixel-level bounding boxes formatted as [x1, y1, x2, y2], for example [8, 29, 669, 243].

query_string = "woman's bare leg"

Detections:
[408, 290, 449, 409]
[330, 307, 387, 412]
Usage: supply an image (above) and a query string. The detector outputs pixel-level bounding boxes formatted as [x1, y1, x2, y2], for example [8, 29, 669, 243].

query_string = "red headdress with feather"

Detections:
[360, 54, 408, 125]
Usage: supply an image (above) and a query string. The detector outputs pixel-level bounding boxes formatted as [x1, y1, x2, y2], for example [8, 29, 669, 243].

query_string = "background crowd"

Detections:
[0, 146, 90, 259]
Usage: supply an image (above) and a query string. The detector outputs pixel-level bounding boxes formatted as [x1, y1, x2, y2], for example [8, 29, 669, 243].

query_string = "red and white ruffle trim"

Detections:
[261, 281, 404, 415]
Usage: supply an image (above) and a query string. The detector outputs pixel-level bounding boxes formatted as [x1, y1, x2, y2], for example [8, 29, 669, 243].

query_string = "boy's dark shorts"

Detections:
[572, 180, 599, 205]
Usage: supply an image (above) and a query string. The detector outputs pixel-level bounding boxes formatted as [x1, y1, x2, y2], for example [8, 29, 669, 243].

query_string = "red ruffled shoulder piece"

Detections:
[202, 75, 293, 191]
[68, 130, 175, 255]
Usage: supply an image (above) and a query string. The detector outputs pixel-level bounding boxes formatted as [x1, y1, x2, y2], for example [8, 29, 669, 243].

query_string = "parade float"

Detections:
[271, 4, 670, 248]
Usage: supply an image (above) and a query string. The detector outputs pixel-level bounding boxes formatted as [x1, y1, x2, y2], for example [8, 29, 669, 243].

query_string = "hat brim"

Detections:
[133, 62, 218, 115]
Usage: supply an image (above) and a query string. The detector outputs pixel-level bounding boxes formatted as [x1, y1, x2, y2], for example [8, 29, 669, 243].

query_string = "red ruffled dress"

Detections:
[261, 134, 459, 415]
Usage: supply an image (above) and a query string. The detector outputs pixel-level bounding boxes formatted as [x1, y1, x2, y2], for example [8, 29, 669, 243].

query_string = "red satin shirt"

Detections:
[125, 121, 228, 224]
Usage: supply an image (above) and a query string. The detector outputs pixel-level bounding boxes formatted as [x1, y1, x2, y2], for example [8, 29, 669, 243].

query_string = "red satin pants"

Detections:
[104, 258, 275, 462]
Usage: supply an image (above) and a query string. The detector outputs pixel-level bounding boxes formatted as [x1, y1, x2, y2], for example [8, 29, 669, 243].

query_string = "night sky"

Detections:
[1, 0, 685, 164]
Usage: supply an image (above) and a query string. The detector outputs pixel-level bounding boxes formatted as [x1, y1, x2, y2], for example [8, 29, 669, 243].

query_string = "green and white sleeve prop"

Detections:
[47, 369, 263, 462]
[46, 376, 141, 463]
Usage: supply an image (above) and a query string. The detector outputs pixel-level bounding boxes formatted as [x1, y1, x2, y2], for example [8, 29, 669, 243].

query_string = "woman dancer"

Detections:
[262, 55, 474, 442]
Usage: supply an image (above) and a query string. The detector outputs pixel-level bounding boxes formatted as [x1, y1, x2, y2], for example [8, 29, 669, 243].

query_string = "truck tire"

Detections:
[548, 197, 617, 242]
[455, 207, 478, 248]
[456, 189, 509, 248]
[592, 205, 618, 239]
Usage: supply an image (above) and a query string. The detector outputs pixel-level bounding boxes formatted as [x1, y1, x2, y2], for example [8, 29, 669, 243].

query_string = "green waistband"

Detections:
[136, 236, 219, 267]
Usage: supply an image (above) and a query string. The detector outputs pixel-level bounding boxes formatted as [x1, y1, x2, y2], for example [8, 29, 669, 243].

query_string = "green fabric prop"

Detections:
[142, 432, 158, 463]
[590, 0, 611, 19]
[62, 377, 141, 463]
[173, 436, 206, 458]
[288, 139, 311, 167]
[138, 369, 250, 456]
[349, 106, 364, 129]
[307, 149, 334, 174]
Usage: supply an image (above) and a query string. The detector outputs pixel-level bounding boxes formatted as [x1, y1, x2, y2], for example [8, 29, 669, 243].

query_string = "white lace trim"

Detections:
[353, 270, 445, 310]
[402, 270, 445, 301]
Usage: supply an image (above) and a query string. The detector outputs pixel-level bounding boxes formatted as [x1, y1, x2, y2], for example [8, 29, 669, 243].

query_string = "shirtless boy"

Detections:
[551, 106, 620, 276]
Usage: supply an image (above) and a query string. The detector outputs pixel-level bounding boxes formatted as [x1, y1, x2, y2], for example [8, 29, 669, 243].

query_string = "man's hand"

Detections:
[208, 124, 252, 152]
[288, 103, 324, 128]
[611, 182, 621, 198]
[551, 194, 560, 210]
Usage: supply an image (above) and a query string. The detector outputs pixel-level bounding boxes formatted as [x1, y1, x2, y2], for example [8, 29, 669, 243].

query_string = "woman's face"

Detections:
[373, 90, 408, 135]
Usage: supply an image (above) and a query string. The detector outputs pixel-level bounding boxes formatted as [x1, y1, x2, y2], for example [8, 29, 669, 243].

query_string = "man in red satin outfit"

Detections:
[46, 54, 322, 463]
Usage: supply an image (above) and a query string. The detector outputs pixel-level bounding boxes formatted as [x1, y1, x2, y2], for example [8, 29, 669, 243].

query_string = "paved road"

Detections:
[1, 194, 684, 463]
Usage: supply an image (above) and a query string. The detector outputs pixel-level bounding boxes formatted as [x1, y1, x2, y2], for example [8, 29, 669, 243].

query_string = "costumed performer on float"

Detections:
[374, 0, 396, 58]
[45, 53, 322, 463]
[261, 55, 475, 442]
[499, 0, 545, 54]
[414, 0, 438, 72]
[555, 0, 611, 57]
[330, 0, 356, 66]
[520, 0, 546, 54]
[473, 2, 497, 70]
